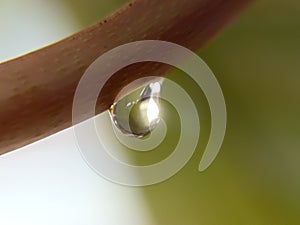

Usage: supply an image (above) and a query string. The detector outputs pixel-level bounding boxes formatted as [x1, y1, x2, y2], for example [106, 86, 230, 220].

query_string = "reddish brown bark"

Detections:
[0, 0, 252, 155]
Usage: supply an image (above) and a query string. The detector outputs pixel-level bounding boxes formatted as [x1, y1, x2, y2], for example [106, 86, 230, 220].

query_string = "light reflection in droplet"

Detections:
[109, 81, 161, 138]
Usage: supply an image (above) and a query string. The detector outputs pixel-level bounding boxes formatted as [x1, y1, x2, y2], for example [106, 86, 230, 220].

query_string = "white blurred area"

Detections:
[0, 1, 153, 225]
[0, 0, 79, 62]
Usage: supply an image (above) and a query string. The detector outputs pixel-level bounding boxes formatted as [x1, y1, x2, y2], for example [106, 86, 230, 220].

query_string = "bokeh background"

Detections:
[0, 0, 299, 224]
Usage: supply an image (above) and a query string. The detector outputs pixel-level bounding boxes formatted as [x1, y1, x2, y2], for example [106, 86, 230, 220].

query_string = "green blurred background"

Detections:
[70, 0, 300, 223]
[83, 1, 300, 224]
[1, 0, 300, 224]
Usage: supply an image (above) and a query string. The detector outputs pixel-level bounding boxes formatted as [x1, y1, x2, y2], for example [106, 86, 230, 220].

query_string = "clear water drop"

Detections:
[109, 81, 161, 138]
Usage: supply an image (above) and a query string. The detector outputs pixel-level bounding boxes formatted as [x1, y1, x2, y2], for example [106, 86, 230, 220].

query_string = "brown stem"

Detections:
[0, 0, 252, 155]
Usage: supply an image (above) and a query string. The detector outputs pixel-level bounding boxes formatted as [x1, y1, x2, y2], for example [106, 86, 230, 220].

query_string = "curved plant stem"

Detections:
[0, 0, 252, 155]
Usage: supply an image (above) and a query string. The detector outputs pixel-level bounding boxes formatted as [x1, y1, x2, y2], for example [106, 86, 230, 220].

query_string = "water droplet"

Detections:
[109, 81, 161, 138]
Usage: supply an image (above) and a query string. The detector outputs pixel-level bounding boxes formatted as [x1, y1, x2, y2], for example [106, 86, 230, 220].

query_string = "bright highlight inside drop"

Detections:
[109, 81, 162, 138]
[147, 98, 159, 124]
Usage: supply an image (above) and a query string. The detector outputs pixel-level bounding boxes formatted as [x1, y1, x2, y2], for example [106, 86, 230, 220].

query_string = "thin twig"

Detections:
[0, 0, 252, 155]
